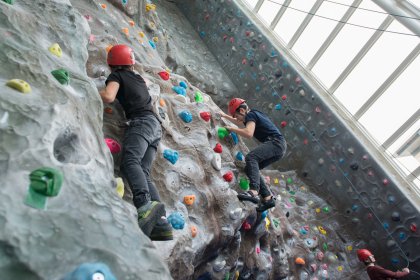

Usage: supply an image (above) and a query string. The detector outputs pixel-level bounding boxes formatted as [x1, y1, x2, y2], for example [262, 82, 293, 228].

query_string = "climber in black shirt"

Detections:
[99, 44, 172, 241]
[221, 98, 287, 212]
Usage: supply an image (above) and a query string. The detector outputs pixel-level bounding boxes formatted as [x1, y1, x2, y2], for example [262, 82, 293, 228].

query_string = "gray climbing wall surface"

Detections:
[1, 0, 419, 280]
[175, 0, 420, 277]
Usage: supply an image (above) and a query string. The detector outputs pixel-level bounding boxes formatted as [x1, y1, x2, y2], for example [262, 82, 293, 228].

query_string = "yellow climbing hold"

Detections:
[338, 266, 343, 271]
[139, 32, 145, 38]
[318, 226, 327, 235]
[106, 44, 113, 53]
[152, 36, 158, 43]
[316, 208, 321, 213]
[274, 178, 279, 184]
[122, 28, 129, 36]
[145, 3, 156, 11]
[49, 43, 62, 57]
[347, 245, 353, 251]
[234, 271, 239, 280]
[116, 177, 124, 198]
[265, 217, 270, 230]
[6, 79, 31, 93]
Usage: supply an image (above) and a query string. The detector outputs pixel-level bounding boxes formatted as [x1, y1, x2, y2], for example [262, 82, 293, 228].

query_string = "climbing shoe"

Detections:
[256, 196, 276, 212]
[137, 201, 165, 237]
[150, 217, 174, 241]
[237, 191, 260, 204]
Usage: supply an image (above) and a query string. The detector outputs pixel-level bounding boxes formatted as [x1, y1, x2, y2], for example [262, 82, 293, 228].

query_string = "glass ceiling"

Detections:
[240, 0, 420, 193]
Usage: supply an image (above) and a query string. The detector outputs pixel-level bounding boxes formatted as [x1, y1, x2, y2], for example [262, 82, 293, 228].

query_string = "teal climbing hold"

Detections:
[51, 69, 70, 85]
[122, 0, 127, 4]
[2, 0, 13, 4]
[168, 212, 185, 229]
[218, 127, 229, 139]
[163, 149, 179, 164]
[179, 81, 187, 89]
[275, 104, 282, 110]
[236, 151, 244, 161]
[230, 132, 238, 145]
[63, 263, 116, 280]
[172, 86, 186, 96]
[25, 167, 63, 209]
[179, 110, 192, 123]
[149, 40, 156, 49]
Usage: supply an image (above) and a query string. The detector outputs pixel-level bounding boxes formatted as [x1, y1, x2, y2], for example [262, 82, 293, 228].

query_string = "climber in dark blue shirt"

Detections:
[221, 98, 287, 212]
[99, 44, 172, 241]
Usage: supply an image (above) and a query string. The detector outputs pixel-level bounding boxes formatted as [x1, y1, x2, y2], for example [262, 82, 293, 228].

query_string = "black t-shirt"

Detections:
[244, 109, 284, 143]
[105, 69, 154, 119]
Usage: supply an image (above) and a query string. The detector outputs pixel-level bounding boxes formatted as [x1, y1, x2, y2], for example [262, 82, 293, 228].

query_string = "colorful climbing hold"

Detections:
[230, 132, 239, 145]
[6, 79, 31, 93]
[239, 177, 249, 190]
[179, 110, 193, 123]
[194, 91, 204, 103]
[100, 3, 107, 9]
[25, 167, 63, 209]
[163, 149, 179, 164]
[158, 71, 169, 81]
[179, 81, 187, 89]
[115, 177, 124, 198]
[318, 226, 327, 235]
[322, 206, 330, 213]
[105, 44, 113, 53]
[159, 98, 166, 107]
[121, 28, 129, 36]
[223, 171, 234, 182]
[63, 263, 116, 280]
[191, 225, 198, 238]
[213, 143, 222, 153]
[139, 31, 145, 38]
[2, 0, 13, 4]
[105, 138, 121, 154]
[172, 86, 186, 96]
[152, 36, 158, 43]
[295, 257, 305, 265]
[145, 3, 156, 11]
[280, 121, 287, 128]
[167, 212, 185, 230]
[104, 107, 113, 114]
[317, 251, 324, 260]
[218, 127, 229, 139]
[242, 220, 251, 231]
[199, 112, 211, 122]
[315, 208, 321, 213]
[149, 40, 156, 49]
[383, 178, 389, 185]
[51, 69, 70, 85]
[274, 104, 282, 110]
[410, 223, 417, 232]
[281, 95, 287, 100]
[183, 195, 196, 206]
[49, 43, 62, 57]
[236, 151, 244, 161]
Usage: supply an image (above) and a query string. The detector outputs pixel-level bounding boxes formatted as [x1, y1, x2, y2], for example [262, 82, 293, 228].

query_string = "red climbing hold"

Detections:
[281, 95, 287, 100]
[410, 223, 417, 232]
[245, 31, 251, 36]
[383, 178, 389, 185]
[281, 121, 287, 128]
[242, 221, 251, 231]
[158, 71, 169, 81]
[223, 171, 233, 182]
[223, 35, 228, 41]
[200, 112, 211, 122]
[105, 138, 121, 154]
[213, 143, 222, 153]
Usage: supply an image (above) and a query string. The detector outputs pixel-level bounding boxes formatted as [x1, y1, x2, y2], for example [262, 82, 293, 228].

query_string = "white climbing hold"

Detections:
[211, 153, 221, 171]
[173, 94, 189, 103]
[229, 208, 242, 220]
[0, 112, 9, 129]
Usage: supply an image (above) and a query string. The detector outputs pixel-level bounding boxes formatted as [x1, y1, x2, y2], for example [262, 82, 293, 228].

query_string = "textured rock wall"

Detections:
[175, 0, 420, 277]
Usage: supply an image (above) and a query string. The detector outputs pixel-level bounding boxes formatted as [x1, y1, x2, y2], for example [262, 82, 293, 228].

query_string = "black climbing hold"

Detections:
[285, 109, 291, 116]
[286, 212, 289, 218]
[350, 162, 359, 171]
[51, 69, 70, 85]
[302, 171, 308, 177]
[274, 70, 282, 78]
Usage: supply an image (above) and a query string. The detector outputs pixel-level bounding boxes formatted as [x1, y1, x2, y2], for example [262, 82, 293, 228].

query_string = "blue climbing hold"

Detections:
[230, 132, 238, 145]
[199, 31, 206, 38]
[399, 232, 406, 240]
[351, 204, 359, 212]
[299, 126, 305, 133]
[391, 258, 400, 265]
[383, 222, 389, 230]
[300, 228, 308, 235]
[330, 127, 337, 134]
[387, 195, 395, 204]
[149, 40, 156, 49]
[255, 85, 261, 92]
[179, 81, 187, 89]
[179, 110, 192, 123]
[282, 61, 288, 67]
[339, 158, 345, 164]
[261, 210, 268, 219]
[239, 72, 245, 78]
[168, 212, 185, 229]
[163, 149, 179, 164]
[172, 86, 186, 96]
[272, 91, 279, 97]
[275, 104, 282, 110]
[63, 263, 116, 280]
[236, 151, 244, 161]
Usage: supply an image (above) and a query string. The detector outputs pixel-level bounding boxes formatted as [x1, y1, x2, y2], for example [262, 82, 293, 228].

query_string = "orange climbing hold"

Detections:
[183, 195, 196, 206]
[100, 3, 107, 9]
[191, 226, 198, 238]
[104, 107, 113, 114]
[129, 20, 135, 27]
[106, 45, 113, 53]
[295, 257, 305, 265]
[122, 28, 129, 36]
[159, 98, 166, 107]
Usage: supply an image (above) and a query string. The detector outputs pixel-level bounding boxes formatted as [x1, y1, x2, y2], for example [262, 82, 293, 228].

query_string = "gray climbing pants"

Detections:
[121, 114, 162, 209]
[245, 137, 287, 198]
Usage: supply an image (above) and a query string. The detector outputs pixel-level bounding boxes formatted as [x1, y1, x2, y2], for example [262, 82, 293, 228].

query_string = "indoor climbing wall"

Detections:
[175, 0, 420, 275]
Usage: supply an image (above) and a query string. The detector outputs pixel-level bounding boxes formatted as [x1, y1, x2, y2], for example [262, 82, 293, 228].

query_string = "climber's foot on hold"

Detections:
[150, 216, 174, 241]
[237, 190, 260, 204]
[137, 201, 165, 237]
[256, 196, 276, 212]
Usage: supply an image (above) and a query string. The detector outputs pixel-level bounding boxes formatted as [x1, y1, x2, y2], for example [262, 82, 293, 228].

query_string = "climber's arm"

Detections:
[226, 121, 255, 139]
[220, 112, 244, 127]
[100, 81, 119, 103]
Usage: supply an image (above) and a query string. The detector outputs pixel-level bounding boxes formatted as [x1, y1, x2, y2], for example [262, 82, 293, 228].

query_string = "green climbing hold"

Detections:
[287, 178, 293, 184]
[323, 243, 328, 251]
[218, 127, 229, 139]
[289, 197, 295, 203]
[271, 217, 280, 230]
[289, 191, 295, 195]
[2, 0, 13, 4]
[25, 167, 63, 209]
[195, 91, 203, 103]
[224, 272, 230, 280]
[51, 69, 70, 85]
[239, 177, 250, 191]
[322, 206, 330, 213]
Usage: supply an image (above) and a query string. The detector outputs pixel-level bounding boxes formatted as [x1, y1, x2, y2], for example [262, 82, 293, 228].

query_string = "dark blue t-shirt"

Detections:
[244, 109, 283, 143]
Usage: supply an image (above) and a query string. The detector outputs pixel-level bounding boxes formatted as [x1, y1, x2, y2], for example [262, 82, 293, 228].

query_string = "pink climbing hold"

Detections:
[242, 58, 247, 65]
[256, 247, 261, 254]
[105, 138, 121, 154]
[315, 106, 321, 113]
[383, 178, 389, 186]
[229, 37, 234, 43]
[158, 71, 170, 81]
[223, 171, 233, 182]
[223, 35, 228, 41]
[200, 112, 211, 122]
[281, 95, 287, 100]
[213, 143, 222, 153]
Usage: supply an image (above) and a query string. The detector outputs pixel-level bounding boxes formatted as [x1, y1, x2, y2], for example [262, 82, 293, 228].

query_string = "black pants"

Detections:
[245, 137, 286, 198]
[121, 115, 162, 209]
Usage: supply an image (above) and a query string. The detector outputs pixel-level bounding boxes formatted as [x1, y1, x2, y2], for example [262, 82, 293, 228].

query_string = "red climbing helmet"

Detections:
[357, 249, 373, 262]
[107, 44, 135, 66]
[228, 98, 246, 116]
